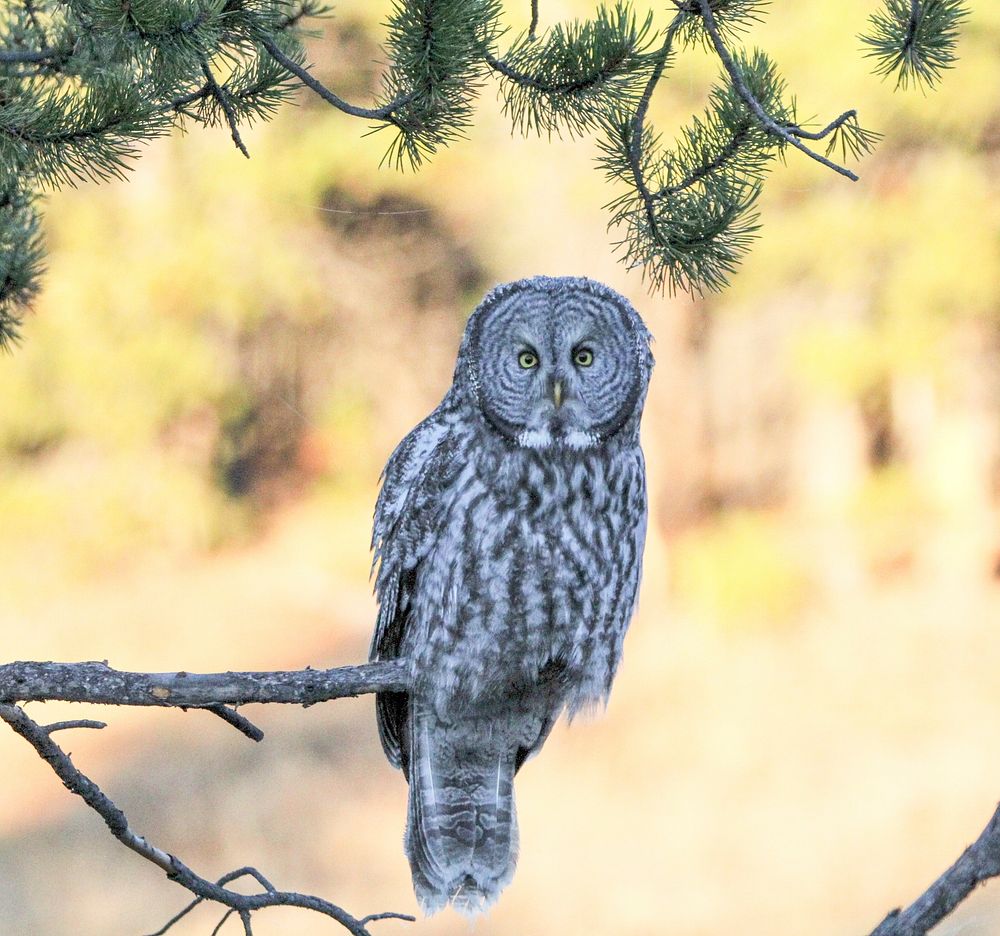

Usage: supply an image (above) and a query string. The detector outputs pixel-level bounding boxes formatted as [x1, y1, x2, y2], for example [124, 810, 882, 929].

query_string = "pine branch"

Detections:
[862, 0, 969, 89]
[597, 14, 773, 295]
[0, 0, 969, 333]
[655, 122, 751, 197]
[674, 0, 767, 46]
[1, 77, 174, 189]
[0, 0, 410, 338]
[622, 14, 687, 249]
[257, 32, 414, 121]
[592, 0, 881, 296]
[0, 186, 44, 349]
[377, 0, 504, 170]
[694, 0, 866, 181]
[653, 53, 791, 198]
[486, 2, 658, 137]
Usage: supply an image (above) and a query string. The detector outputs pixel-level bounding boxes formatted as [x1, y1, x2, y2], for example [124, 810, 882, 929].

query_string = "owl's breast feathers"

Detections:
[373, 407, 647, 727]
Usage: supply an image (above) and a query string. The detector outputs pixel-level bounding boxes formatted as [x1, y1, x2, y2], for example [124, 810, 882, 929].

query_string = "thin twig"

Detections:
[145, 892, 206, 936]
[0, 45, 64, 63]
[202, 704, 265, 742]
[483, 50, 547, 87]
[627, 13, 687, 236]
[146, 870, 273, 936]
[209, 908, 237, 936]
[277, 1, 317, 32]
[221, 867, 277, 892]
[200, 58, 250, 158]
[361, 911, 415, 926]
[905, 0, 921, 52]
[654, 122, 751, 197]
[528, 0, 539, 41]
[483, 45, 636, 96]
[789, 109, 857, 141]
[42, 719, 107, 734]
[695, 0, 859, 182]
[257, 34, 413, 121]
[166, 85, 212, 113]
[23, 0, 49, 45]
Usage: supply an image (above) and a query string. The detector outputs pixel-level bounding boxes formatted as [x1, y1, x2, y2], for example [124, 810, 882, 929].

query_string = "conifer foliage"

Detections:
[0, 0, 969, 348]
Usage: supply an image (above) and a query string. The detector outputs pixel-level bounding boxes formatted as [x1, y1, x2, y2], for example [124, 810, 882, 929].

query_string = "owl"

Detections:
[370, 275, 653, 913]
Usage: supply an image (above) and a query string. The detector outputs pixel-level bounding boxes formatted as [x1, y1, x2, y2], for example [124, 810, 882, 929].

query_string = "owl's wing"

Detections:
[369, 405, 461, 769]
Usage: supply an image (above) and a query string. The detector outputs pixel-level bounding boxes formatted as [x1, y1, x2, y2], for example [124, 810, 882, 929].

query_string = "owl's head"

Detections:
[456, 276, 653, 450]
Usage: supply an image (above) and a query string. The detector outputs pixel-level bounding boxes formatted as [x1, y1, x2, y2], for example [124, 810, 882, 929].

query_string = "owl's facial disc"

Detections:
[468, 285, 647, 451]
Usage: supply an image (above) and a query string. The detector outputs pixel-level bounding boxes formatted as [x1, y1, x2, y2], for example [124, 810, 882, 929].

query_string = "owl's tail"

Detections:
[405, 697, 519, 915]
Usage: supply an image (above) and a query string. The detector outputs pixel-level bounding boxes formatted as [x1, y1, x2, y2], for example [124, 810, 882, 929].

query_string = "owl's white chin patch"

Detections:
[516, 428, 598, 450]
[516, 428, 552, 449]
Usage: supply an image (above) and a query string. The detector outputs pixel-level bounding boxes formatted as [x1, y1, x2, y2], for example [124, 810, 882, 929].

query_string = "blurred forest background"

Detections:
[4, 2, 1000, 934]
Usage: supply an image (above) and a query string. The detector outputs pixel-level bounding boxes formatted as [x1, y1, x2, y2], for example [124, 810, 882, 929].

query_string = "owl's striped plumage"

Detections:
[370, 276, 652, 913]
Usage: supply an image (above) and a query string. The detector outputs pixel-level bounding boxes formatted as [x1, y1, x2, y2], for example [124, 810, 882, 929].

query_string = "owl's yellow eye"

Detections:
[518, 350, 538, 369]
[574, 348, 594, 367]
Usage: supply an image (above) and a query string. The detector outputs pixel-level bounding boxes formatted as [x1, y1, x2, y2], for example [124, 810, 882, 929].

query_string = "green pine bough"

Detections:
[0, 0, 969, 349]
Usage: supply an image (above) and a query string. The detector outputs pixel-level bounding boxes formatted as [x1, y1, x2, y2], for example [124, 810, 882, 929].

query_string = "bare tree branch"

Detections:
[0, 685, 415, 934]
[145, 868, 272, 936]
[868, 802, 1000, 936]
[0, 658, 412, 928]
[0, 659, 408, 707]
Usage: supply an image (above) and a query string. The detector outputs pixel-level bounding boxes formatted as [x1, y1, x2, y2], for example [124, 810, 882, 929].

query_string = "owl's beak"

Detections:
[551, 379, 564, 409]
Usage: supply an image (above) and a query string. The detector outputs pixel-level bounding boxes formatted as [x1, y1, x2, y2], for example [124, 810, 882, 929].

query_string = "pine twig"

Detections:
[529, 0, 540, 40]
[484, 45, 636, 96]
[0, 46, 64, 63]
[257, 33, 414, 121]
[485, 3, 657, 138]
[654, 121, 751, 197]
[695, 0, 859, 181]
[627, 14, 687, 238]
[200, 58, 250, 158]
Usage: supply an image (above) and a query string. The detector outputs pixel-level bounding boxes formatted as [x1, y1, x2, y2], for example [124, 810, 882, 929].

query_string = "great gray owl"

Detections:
[370, 275, 652, 913]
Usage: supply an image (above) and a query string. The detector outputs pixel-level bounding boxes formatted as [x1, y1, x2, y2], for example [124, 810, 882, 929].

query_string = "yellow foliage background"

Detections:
[3, 3, 1000, 934]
